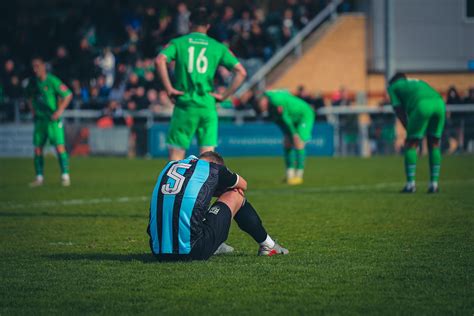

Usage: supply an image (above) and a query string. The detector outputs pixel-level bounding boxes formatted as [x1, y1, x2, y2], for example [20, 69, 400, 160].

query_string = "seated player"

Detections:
[387, 73, 446, 193]
[258, 90, 315, 185]
[147, 151, 289, 261]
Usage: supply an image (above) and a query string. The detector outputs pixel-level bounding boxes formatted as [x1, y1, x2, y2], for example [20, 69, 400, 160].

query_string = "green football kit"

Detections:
[265, 89, 315, 180]
[265, 90, 315, 142]
[26, 74, 71, 176]
[387, 78, 445, 188]
[388, 78, 445, 139]
[160, 32, 240, 149]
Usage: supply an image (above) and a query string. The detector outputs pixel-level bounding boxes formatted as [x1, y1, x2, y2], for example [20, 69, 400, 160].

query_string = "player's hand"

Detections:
[235, 188, 245, 197]
[51, 110, 63, 121]
[293, 134, 303, 147]
[210, 92, 225, 102]
[166, 87, 184, 97]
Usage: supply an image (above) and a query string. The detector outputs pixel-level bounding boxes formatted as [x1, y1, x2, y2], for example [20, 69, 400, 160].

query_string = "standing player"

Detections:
[27, 57, 73, 187]
[387, 73, 446, 193]
[156, 7, 247, 161]
[258, 90, 315, 185]
[147, 151, 289, 261]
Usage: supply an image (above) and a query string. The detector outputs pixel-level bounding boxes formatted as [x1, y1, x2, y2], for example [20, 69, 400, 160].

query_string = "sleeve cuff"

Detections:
[230, 174, 240, 189]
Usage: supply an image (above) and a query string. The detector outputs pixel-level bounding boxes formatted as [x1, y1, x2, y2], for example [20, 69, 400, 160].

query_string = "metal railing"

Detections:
[235, 0, 343, 97]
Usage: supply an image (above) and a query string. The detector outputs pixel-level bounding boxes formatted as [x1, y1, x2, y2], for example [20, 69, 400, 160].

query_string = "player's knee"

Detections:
[56, 145, 65, 153]
[34, 147, 43, 155]
[405, 139, 419, 148]
[428, 136, 440, 148]
[217, 190, 244, 216]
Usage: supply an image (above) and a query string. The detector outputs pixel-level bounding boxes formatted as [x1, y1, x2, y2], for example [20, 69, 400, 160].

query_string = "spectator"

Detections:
[463, 87, 474, 105]
[96, 47, 115, 88]
[175, 3, 190, 35]
[446, 86, 462, 104]
[52, 46, 71, 83]
[76, 38, 96, 85]
[281, 9, 297, 44]
[331, 86, 352, 106]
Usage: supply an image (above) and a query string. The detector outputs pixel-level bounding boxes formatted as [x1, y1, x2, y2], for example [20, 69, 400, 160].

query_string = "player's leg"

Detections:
[166, 106, 198, 161]
[283, 135, 296, 181]
[190, 189, 244, 260]
[30, 121, 47, 187]
[426, 100, 445, 193]
[196, 109, 218, 155]
[402, 109, 429, 193]
[49, 120, 70, 186]
[293, 113, 314, 182]
[233, 199, 289, 256]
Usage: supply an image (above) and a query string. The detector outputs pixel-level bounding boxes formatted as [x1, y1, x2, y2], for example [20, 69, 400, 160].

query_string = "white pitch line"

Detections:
[1, 178, 473, 210]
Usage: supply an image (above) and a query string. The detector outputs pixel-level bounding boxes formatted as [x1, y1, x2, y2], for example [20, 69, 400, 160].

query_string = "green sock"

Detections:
[404, 147, 417, 182]
[284, 148, 296, 169]
[34, 154, 44, 176]
[296, 148, 306, 170]
[429, 147, 441, 182]
[58, 151, 69, 174]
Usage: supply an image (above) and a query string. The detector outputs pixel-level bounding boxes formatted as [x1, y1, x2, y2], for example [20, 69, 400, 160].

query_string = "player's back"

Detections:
[266, 90, 313, 117]
[390, 79, 443, 113]
[165, 33, 231, 108]
[148, 156, 220, 256]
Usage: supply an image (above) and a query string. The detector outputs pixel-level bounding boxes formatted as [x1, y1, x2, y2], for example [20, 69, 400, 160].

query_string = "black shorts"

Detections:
[189, 201, 232, 261]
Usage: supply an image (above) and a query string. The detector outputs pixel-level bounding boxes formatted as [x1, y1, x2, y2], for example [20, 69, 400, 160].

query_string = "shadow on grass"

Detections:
[46, 253, 156, 263]
[45, 252, 252, 264]
[0, 212, 145, 219]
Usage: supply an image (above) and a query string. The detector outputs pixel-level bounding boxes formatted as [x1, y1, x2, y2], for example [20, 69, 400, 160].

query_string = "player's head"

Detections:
[199, 151, 225, 165]
[388, 72, 406, 86]
[190, 7, 211, 31]
[31, 56, 46, 78]
[257, 93, 269, 113]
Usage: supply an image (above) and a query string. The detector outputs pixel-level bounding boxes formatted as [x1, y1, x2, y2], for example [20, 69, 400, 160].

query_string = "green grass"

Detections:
[0, 155, 473, 315]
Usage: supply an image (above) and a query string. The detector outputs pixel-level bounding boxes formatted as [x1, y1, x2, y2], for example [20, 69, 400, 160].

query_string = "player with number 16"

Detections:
[156, 7, 247, 161]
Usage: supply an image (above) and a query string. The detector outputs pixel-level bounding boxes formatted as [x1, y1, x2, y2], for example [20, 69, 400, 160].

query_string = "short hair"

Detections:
[190, 7, 210, 26]
[199, 151, 225, 165]
[31, 55, 45, 63]
[388, 72, 406, 86]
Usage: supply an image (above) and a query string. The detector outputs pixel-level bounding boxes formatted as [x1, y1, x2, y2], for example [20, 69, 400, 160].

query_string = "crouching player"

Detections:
[258, 90, 315, 185]
[147, 151, 289, 261]
[387, 73, 446, 193]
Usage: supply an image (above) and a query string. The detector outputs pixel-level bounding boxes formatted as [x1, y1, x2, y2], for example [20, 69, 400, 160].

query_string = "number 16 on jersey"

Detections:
[187, 47, 208, 74]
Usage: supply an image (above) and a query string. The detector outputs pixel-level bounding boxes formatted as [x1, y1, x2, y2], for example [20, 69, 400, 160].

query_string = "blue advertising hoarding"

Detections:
[148, 122, 334, 157]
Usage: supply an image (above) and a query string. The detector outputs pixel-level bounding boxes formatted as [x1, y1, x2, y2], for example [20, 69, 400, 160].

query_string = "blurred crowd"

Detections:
[0, 0, 340, 119]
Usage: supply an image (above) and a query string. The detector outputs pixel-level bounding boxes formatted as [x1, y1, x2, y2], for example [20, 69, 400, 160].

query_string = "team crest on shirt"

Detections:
[43, 86, 49, 91]
[209, 206, 220, 215]
[60, 84, 68, 92]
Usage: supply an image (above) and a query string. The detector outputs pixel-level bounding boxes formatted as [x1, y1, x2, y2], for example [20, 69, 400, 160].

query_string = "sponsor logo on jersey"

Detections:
[209, 206, 220, 215]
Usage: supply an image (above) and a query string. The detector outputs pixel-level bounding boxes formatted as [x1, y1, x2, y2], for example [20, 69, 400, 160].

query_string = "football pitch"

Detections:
[0, 155, 473, 314]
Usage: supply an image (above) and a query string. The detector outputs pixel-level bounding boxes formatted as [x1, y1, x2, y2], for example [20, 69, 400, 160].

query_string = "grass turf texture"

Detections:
[0, 156, 473, 314]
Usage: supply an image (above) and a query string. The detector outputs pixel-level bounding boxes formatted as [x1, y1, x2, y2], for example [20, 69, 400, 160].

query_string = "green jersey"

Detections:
[387, 78, 443, 114]
[160, 32, 240, 109]
[26, 74, 72, 121]
[265, 90, 314, 136]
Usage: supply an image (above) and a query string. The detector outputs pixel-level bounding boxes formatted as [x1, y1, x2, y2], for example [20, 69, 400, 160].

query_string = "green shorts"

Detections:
[33, 119, 66, 147]
[166, 106, 218, 149]
[279, 112, 315, 142]
[407, 98, 445, 139]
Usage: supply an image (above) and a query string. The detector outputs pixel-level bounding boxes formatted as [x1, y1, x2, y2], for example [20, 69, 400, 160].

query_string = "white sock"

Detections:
[407, 180, 415, 188]
[295, 169, 304, 178]
[36, 175, 44, 182]
[286, 168, 295, 179]
[260, 234, 275, 248]
[430, 181, 438, 188]
[61, 173, 70, 180]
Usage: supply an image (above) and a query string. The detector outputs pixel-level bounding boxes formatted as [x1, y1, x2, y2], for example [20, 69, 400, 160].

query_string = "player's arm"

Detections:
[156, 42, 183, 97]
[387, 85, 407, 129]
[211, 64, 247, 101]
[210, 48, 247, 101]
[277, 106, 300, 144]
[217, 165, 248, 194]
[51, 77, 72, 121]
[394, 107, 408, 129]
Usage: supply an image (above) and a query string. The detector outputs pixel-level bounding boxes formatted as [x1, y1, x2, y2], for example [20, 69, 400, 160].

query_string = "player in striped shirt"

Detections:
[147, 151, 289, 261]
